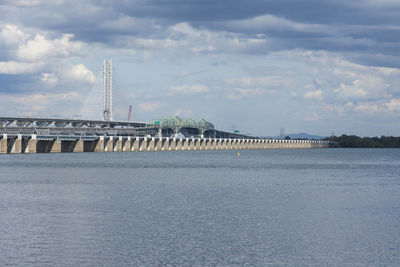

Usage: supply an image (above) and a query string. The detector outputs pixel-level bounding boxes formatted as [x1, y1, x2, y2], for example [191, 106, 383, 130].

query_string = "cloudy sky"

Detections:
[1, 0, 400, 136]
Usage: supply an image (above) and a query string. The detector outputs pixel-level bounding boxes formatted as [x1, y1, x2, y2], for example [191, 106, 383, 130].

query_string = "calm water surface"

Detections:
[0, 149, 399, 266]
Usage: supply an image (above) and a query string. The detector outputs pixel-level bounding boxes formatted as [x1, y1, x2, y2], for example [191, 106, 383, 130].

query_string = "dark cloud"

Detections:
[1, 0, 399, 67]
[111, 0, 400, 25]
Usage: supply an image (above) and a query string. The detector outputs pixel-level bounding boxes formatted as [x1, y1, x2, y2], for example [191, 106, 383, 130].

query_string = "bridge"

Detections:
[0, 60, 331, 153]
[0, 115, 330, 153]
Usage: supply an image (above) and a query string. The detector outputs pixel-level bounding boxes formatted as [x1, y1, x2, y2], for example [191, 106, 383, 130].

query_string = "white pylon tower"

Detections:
[102, 59, 113, 121]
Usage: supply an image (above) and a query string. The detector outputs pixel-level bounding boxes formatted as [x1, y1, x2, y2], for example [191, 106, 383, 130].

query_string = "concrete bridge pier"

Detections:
[148, 137, 156, 151]
[247, 140, 253, 150]
[0, 134, 7, 153]
[276, 140, 280, 149]
[241, 139, 246, 149]
[140, 137, 148, 152]
[20, 136, 30, 153]
[183, 138, 189, 150]
[265, 140, 270, 149]
[162, 137, 169, 151]
[50, 140, 62, 153]
[156, 137, 163, 151]
[169, 138, 176, 150]
[220, 139, 226, 150]
[9, 134, 22, 154]
[253, 140, 258, 149]
[303, 140, 309, 148]
[267, 140, 273, 149]
[219, 138, 224, 150]
[194, 138, 201, 150]
[271, 140, 277, 149]
[104, 137, 113, 152]
[255, 140, 260, 149]
[231, 139, 237, 150]
[214, 139, 220, 150]
[95, 136, 105, 152]
[242, 140, 247, 150]
[293, 140, 299, 148]
[257, 140, 262, 149]
[0, 131, 331, 154]
[189, 138, 195, 150]
[123, 137, 131, 152]
[252, 140, 256, 149]
[272, 140, 278, 149]
[176, 138, 183, 150]
[200, 138, 206, 150]
[205, 138, 211, 150]
[74, 140, 84, 152]
[281, 140, 286, 149]
[288, 140, 293, 148]
[260, 140, 266, 149]
[0, 134, 22, 154]
[285, 140, 290, 149]
[25, 135, 38, 153]
[114, 137, 123, 152]
[247, 140, 253, 149]
[235, 139, 241, 150]
[131, 137, 139, 151]
[225, 138, 230, 150]
[227, 139, 233, 150]
[238, 139, 244, 149]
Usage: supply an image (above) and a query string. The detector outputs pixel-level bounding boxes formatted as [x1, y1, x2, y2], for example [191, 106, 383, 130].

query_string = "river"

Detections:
[0, 149, 399, 266]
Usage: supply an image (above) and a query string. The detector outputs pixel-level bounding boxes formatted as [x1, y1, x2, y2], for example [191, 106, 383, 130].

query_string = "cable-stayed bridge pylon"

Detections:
[101, 59, 133, 122]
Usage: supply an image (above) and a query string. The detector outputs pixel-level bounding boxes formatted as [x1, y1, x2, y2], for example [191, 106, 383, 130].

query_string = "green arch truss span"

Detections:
[148, 116, 215, 135]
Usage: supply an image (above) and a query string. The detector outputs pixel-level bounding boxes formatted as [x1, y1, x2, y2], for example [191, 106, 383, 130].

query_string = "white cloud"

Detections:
[0, 24, 30, 46]
[18, 33, 83, 61]
[64, 64, 96, 84]
[333, 77, 390, 101]
[334, 81, 367, 99]
[6, 91, 79, 115]
[385, 99, 400, 112]
[125, 22, 269, 55]
[304, 89, 323, 100]
[9, 91, 79, 105]
[225, 14, 328, 34]
[0, 61, 42, 74]
[169, 84, 209, 95]
[170, 23, 201, 36]
[41, 73, 59, 86]
[353, 103, 384, 113]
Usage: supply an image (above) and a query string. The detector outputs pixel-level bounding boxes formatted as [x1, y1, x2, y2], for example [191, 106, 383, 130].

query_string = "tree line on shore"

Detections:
[324, 135, 400, 148]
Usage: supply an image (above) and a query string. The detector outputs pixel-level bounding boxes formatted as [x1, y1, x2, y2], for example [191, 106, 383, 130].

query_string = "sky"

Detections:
[1, 0, 400, 137]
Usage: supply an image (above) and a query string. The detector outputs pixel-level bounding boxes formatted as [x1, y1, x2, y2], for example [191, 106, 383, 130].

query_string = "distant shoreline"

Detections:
[324, 135, 400, 148]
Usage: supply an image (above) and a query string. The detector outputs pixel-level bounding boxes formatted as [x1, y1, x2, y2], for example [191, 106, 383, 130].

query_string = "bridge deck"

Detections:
[0, 116, 148, 128]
